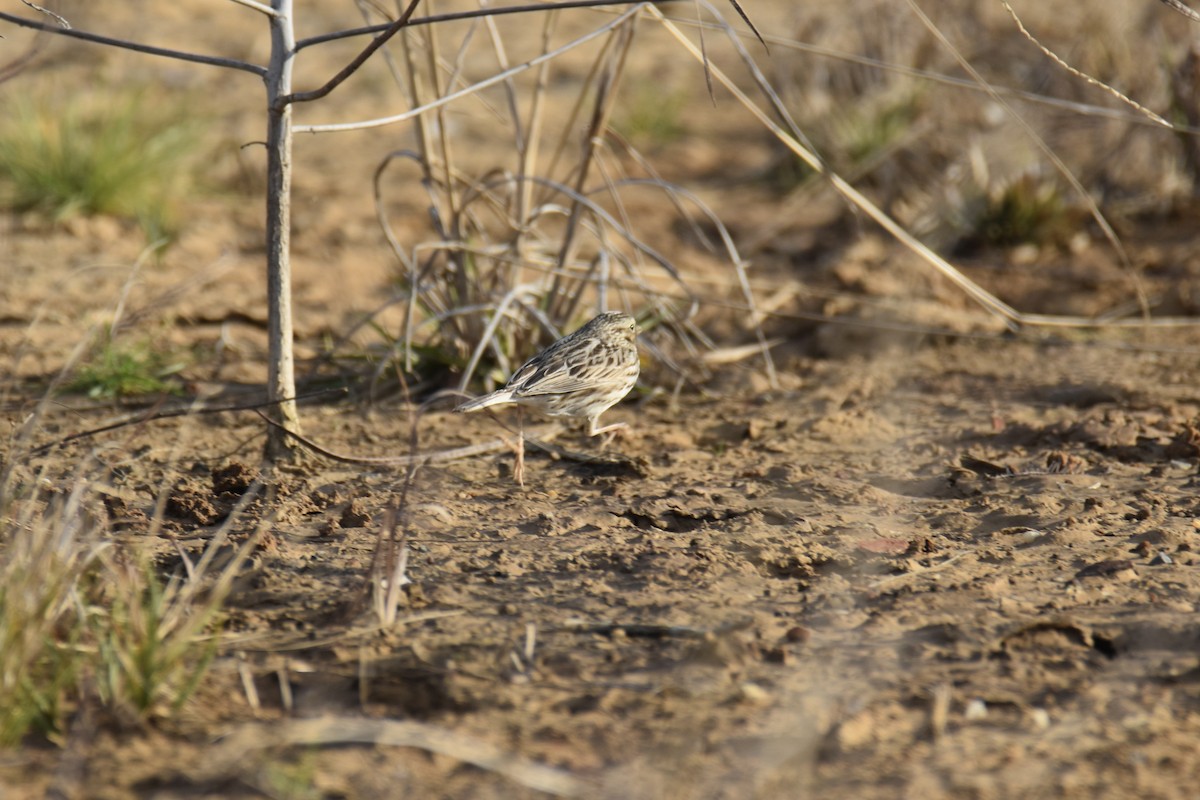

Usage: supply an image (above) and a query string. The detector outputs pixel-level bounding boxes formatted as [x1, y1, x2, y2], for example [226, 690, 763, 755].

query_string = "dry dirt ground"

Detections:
[4, 2, 1200, 799]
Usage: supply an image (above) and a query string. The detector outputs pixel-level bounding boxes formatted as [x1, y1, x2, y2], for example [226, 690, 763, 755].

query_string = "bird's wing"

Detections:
[511, 362, 598, 396]
[507, 339, 602, 397]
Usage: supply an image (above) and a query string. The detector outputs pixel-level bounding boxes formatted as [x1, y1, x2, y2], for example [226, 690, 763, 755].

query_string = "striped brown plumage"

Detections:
[454, 311, 640, 436]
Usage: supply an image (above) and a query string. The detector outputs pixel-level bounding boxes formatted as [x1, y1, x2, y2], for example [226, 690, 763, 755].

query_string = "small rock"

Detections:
[737, 682, 772, 706]
[1015, 529, 1045, 544]
[1149, 551, 1173, 566]
[212, 461, 257, 496]
[964, 699, 988, 721]
[340, 499, 372, 528]
[784, 626, 811, 644]
[1074, 559, 1136, 580]
[1010, 243, 1040, 264]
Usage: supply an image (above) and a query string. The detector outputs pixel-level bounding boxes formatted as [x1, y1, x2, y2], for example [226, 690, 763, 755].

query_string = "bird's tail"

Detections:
[454, 390, 513, 413]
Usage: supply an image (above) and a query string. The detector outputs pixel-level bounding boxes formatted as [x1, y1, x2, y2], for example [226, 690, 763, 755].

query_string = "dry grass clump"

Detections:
[0, 447, 248, 744]
[766, 0, 1199, 251]
[308, 4, 777, 394]
[0, 466, 104, 745]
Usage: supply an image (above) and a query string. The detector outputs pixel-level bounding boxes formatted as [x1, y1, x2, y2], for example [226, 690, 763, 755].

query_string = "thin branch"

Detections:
[1159, 0, 1200, 23]
[226, 0, 279, 17]
[295, 0, 667, 51]
[294, 5, 643, 133]
[0, 11, 267, 76]
[255, 408, 566, 466]
[19, 389, 347, 460]
[279, 0, 423, 106]
[20, 0, 67, 28]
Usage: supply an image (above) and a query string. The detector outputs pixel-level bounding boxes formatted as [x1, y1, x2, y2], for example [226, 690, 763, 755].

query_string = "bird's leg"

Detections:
[513, 407, 526, 487]
[588, 416, 629, 448]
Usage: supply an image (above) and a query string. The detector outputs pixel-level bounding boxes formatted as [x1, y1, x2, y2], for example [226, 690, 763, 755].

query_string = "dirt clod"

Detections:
[339, 499, 372, 528]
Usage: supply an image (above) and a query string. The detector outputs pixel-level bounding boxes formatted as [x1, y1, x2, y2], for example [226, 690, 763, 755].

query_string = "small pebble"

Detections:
[737, 682, 772, 706]
[964, 699, 988, 721]
[1014, 528, 1044, 544]
[1149, 551, 1173, 566]
[785, 626, 811, 644]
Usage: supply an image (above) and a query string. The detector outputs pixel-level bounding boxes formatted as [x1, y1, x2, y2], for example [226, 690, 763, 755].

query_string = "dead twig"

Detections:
[523, 437, 647, 474]
[203, 717, 586, 797]
[19, 0, 68, 28]
[999, 0, 1171, 128]
[254, 409, 565, 466]
[360, 371, 422, 623]
[563, 619, 754, 639]
[19, 389, 347, 460]
[1159, 0, 1200, 24]
[870, 552, 970, 592]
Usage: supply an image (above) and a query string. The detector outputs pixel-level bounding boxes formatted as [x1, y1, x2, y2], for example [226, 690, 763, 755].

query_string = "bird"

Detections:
[454, 311, 640, 437]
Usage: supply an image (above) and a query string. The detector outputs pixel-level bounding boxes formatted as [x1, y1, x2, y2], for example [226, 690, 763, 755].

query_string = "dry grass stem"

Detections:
[206, 717, 586, 796]
[1000, 0, 1171, 129]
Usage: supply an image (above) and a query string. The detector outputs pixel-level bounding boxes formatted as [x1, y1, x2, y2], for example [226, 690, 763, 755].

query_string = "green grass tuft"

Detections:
[0, 89, 201, 238]
[771, 89, 925, 194]
[93, 556, 223, 717]
[66, 338, 188, 400]
[972, 174, 1071, 248]
[617, 85, 687, 148]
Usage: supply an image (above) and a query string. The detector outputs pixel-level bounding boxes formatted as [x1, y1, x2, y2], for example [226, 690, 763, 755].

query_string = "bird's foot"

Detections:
[588, 420, 630, 448]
